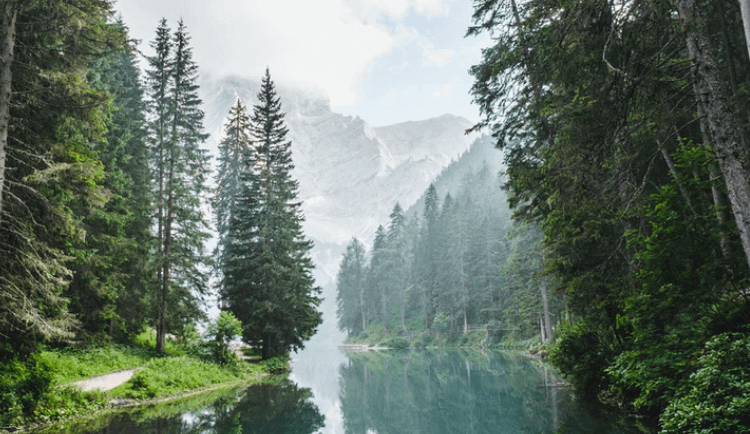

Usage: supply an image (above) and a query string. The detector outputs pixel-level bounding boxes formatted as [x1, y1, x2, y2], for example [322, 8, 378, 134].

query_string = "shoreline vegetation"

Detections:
[342, 323, 535, 353]
[0, 330, 290, 434]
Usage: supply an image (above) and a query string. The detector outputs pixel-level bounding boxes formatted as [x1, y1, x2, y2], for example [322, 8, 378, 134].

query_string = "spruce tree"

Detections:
[0, 0, 116, 353]
[417, 184, 440, 329]
[66, 20, 152, 341]
[366, 225, 391, 331]
[336, 238, 368, 335]
[386, 203, 410, 333]
[145, 18, 172, 353]
[214, 99, 252, 305]
[224, 69, 321, 359]
[146, 19, 211, 353]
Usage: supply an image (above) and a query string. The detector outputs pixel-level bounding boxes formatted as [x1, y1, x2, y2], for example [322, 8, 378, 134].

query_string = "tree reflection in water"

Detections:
[49, 379, 324, 434]
[337, 350, 647, 434]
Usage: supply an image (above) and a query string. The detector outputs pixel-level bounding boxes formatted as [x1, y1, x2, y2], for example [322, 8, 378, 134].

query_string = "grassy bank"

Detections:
[0, 331, 289, 431]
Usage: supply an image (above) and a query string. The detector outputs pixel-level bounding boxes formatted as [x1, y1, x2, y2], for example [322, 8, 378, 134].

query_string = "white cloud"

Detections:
[431, 83, 452, 98]
[116, 0, 430, 106]
[419, 40, 457, 66]
[344, 0, 449, 23]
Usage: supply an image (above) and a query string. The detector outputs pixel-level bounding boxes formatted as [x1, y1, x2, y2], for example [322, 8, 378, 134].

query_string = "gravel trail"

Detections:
[68, 369, 138, 392]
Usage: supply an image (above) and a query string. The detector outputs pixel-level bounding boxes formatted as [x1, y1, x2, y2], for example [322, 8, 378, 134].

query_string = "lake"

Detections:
[39, 342, 654, 434]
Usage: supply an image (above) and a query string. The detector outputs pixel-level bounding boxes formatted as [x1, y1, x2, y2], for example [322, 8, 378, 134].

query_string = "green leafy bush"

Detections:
[549, 320, 615, 401]
[204, 311, 243, 366]
[660, 332, 750, 434]
[432, 312, 450, 332]
[258, 355, 290, 375]
[381, 337, 409, 349]
[486, 320, 504, 342]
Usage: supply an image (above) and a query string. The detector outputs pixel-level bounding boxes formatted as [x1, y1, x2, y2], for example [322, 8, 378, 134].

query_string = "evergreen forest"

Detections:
[336, 140, 564, 344]
[3, 0, 750, 432]
[469, 0, 750, 431]
[0, 2, 320, 425]
[336, 0, 750, 431]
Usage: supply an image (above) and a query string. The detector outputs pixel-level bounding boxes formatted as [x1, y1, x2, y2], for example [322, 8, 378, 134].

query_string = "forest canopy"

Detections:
[467, 0, 750, 431]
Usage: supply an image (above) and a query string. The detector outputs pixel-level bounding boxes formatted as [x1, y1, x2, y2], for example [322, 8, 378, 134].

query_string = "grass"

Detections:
[4, 329, 292, 431]
[39, 328, 191, 386]
[40, 345, 152, 385]
[106, 357, 239, 399]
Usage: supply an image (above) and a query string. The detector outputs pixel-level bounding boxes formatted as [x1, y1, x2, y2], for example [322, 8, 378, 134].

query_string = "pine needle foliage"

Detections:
[220, 69, 322, 360]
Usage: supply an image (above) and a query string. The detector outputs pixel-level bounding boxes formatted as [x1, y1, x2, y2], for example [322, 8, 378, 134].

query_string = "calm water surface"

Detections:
[41, 341, 654, 434]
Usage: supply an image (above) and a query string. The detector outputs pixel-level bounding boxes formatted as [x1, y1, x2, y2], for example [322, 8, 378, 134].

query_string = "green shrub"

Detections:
[381, 337, 409, 349]
[0, 351, 56, 426]
[133, 328, 183, 356]
[549, 320, 615, 401]
[365, 323, 385, 341]
[204, 312, 243, 366]
[486, 320, 504, 342]
[258, 355, 290, 375]
[432, 312, 450, 332]
[660, 332, 750, 434]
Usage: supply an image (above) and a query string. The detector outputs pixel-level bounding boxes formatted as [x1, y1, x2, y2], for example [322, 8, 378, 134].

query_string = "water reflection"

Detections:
[334, 350, 646, 434]
[38, 346, 651, 434]
[44, 379, 324, 434]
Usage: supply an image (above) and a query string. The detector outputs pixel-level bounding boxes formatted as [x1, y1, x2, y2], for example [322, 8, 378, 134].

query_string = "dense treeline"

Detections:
[336, 143, 563, 342]
[0, 0, 320, 423]
[468, 0, 750, 431]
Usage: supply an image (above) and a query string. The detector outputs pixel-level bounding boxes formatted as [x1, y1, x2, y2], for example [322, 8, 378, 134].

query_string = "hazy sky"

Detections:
[112, 0, 490, 127]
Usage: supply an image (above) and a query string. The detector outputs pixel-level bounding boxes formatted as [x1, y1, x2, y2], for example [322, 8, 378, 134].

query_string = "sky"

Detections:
[112, 0, 491, 127]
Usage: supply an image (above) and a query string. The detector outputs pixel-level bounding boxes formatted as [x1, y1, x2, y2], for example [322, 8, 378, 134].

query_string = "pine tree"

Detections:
[224, 69, 321, 359]
[386, 203, 410, 333]
[368, 225, 390, 330]
[336, 238, 368, 335]
[145, 18, 172, 353]
[65, 19, 152, 341]
[214, 99, 252, 306]
[0, 0, 116, 353]
[417, 184, 440, 329]
[146, 19, 211, 353]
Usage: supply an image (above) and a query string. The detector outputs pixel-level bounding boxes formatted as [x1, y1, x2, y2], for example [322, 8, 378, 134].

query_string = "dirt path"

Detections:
[68, 369, 138, 392]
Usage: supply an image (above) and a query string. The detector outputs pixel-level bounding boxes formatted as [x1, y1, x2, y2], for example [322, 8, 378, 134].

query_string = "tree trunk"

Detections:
[157, 154, 175, 354]
[400, 298, 407, 334]
[740, 0, 750, 61]
[0, 4, 16, 229]
[540, 264, 554, 343]
[674, 0, 750, 272]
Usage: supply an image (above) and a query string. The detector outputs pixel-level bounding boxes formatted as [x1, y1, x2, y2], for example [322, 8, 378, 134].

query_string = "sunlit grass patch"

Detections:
[40, 345, 151, 385]
[107, 357, 238, 399]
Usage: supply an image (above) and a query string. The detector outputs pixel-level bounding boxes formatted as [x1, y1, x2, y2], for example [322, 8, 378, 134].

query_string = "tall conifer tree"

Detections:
[224, 69, 321, 359]
[66, 20, 152, 341]
[214, 99, 253, 306]
[336, 238, 368, 335]
[0, 0, 116, 353]
[146, 19, 210, 353]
